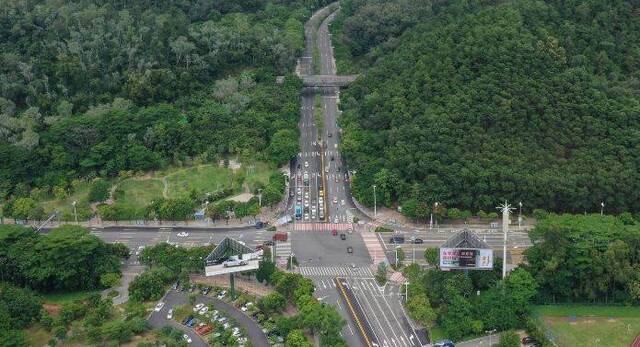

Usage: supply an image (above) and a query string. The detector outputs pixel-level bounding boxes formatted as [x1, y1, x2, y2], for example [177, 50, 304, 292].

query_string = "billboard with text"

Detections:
[439, 248, 493, 270]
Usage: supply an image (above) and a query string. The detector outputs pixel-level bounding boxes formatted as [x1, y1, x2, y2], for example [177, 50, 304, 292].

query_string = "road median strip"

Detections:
[334, 277, 375, 347]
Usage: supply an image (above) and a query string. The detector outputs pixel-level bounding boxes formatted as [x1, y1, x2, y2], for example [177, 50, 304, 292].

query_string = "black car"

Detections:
[347, 246, 353, 254]
[182, 315, 194, 325]
[389, 236, 405, 244]
[413, 238, 424, 244]
[263, 240, 275, 246]
[328, 132, 332, 137]
[330, 156, 334, 161]
[340, 233, 346, 240]
[434, 340, 455, 347]
[202, 286, 211, 295]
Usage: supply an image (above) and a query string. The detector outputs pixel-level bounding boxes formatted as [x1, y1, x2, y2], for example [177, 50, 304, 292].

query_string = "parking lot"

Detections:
[148, 287, 269, 347]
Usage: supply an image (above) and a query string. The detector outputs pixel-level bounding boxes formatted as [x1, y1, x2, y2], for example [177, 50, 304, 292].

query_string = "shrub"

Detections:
[375, 226, 393, 233]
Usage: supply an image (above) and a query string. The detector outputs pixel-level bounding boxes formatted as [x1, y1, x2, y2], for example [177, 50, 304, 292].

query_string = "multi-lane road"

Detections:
[288, 4, 426, 347]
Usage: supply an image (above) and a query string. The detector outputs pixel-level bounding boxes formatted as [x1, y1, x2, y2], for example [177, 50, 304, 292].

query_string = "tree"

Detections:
[88, 179, 111, 202]
[405, 293, 436, 328]
[285, 329, 312, 347]
[256, 260, 276, 283]
[10, 197, 37, 220]
[128, 271, 165, 302]
[0, 284, 42, 329]
[100, 272, 122, 288]
[1, 224, 123, 292]
[375, 261, 387, 285]
[424, 248, 439, 267]
[497, 330, 520, 347]
[258, 292, 287, 314]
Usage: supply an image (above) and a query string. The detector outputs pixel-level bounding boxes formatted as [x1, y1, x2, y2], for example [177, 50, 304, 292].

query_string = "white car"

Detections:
[341, 199, 345, 206]
[333, 197, 338, 204]
[177, 232, 189, 237]
[135, 245, 145, 256]
[193, 303, 204, 312]
[223, 259, 247, 267]
[154, 302, 164, 312]
[334, 217, 339, 223]
[199, 307, 209, 314]
[217, 317, 227, 323]
[304, 161, 309, 168]
[183, 334, 192, 343]
[167, 308, 173, 319]
[223, 322, 230, 329]
[241, 306, 248, 312]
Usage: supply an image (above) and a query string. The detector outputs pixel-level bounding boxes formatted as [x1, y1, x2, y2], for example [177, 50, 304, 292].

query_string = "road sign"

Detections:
[439, 248, 493, 270]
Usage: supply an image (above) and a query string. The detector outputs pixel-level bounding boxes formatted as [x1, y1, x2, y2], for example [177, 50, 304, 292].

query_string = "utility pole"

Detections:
[72, 201, 78, 225]
[497, 201, 514, 279]
[372, 185, 377, 218]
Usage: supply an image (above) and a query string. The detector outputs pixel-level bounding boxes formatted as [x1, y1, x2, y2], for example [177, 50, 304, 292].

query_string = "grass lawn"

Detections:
[41, 289, 101, 304]
[430, 327, 446, 342]
[24, 324, 53, 346]
[40, 180, 93, 220]
[165, 165, 234, 199]
[536, 305, 640, 347]
[243, 161, 277, 192]
[535, 305, 640, 317]
[116, 178, 164, 208]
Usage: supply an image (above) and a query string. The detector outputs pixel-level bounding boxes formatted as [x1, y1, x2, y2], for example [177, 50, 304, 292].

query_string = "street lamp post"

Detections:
[485, 329, 497, 346]
[518, 201, 523, 231]
[372, 185, 377, 218]
[258, 189, 263, 207]
[72, 201, 78, 225]
[431, 202, 439, 230]
[404, 282, 409, 302]
[600, 202, 605, 216]
[395, 246, 400, 268]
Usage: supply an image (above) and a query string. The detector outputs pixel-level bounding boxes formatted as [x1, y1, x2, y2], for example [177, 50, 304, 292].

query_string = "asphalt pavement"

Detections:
[148, 290, 268, 347]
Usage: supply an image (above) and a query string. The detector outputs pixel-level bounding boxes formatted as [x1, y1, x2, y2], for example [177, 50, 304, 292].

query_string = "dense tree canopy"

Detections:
[0, 0, 329, 202]
[337, 0, 640, 213]
[0, 224, 125, 292]
[524, 214, 640, 304]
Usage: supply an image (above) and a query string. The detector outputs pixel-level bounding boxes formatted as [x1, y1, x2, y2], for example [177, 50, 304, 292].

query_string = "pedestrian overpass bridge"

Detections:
[302, 74, 358, 87]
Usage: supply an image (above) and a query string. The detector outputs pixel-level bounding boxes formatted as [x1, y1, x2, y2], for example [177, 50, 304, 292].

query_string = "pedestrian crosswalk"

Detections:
[274, 241, 292, 257]
[299, 266, 374, 278]
[361, 232, 386, 265]
[292, 222, 353, 231]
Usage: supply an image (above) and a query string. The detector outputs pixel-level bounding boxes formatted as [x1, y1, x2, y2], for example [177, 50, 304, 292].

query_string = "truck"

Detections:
[273, 232, 288, 242]
[295, 205, 302, 220]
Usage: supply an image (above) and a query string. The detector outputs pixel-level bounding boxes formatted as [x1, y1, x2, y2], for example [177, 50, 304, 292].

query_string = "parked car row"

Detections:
[181, 301, 248, 346]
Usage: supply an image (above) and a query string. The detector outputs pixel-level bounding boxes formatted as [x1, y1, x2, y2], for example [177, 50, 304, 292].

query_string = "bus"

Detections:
[295, 205, 302, 220]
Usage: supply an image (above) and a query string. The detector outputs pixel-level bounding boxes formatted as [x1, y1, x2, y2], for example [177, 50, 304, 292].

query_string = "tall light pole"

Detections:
[404, 282, 410, 302]
[258, 189, 263, 207]
[372, 185, 377, 218]
[600, 202, 604, 216]
[497, 201, 514, 279]
[72, 201, 78, 225]
[518, 201, 523, 231]
[485, 329, 496, 346]
[430, 202, 439, 230]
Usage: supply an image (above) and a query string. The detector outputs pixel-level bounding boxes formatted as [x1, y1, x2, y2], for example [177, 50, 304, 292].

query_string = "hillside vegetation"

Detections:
[0, 0, 330, 201]
[337, 0, 640, 214]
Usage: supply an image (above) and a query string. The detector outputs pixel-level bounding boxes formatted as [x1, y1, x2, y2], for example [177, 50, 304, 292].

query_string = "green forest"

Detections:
[0, 0, 331, 204]
[336, 0, 640, 214]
